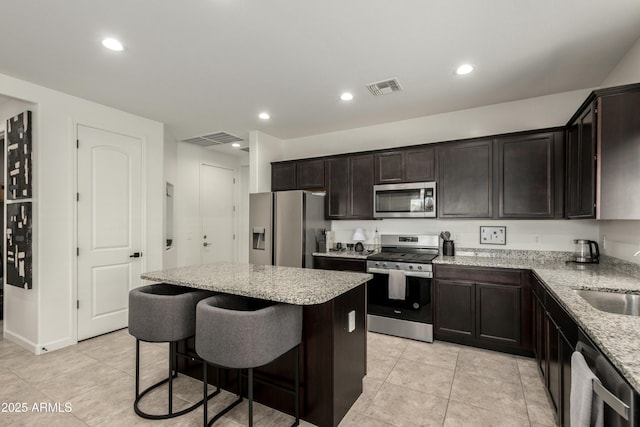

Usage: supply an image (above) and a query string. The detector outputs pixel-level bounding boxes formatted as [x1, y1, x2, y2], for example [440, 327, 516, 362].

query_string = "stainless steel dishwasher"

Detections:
[576, 330, 638, 427]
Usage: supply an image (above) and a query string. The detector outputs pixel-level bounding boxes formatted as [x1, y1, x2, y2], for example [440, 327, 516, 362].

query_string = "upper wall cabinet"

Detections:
[438, 139, 493, 218]
[566, 103, 596, 218]
[496, 131, 564, 219]
[565, 82, 640, 220]
[271, 158, 325, 191]
[326, 154, 374, 220]
[296, 158, 325, 190]
[597, 89, 640, 219]
[271, 162, 297, 191]
[375, 146, 435, 184]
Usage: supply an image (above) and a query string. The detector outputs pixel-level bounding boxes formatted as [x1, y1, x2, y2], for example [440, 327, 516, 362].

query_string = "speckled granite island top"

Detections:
[434, 254, 640, 393]
[142, 261, 372, 305]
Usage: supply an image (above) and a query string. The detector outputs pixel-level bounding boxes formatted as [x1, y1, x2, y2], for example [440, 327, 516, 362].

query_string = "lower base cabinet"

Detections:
[313, 256, 366, 273]
[434, 265, 532, 356]
[532, 273, 585, 427]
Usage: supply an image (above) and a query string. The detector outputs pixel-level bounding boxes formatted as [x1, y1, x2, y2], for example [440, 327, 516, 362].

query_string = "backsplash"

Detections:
[599, 220, 640, 265]
[330, 218, 598, 252]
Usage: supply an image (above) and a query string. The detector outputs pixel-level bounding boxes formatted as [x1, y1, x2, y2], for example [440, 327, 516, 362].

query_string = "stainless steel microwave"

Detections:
[373, 182, 436, 218]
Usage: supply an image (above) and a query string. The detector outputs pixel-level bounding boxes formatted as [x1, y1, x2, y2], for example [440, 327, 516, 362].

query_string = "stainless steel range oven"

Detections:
[366, 234, 438, 342]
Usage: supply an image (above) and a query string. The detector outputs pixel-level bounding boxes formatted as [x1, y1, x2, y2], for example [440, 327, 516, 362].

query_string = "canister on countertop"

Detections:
[443, 240, 455, 256]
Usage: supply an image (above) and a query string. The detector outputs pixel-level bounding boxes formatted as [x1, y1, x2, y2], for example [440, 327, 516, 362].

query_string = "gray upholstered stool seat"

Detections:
[196, 294, 303, 426]
[129, 283, 217, 420]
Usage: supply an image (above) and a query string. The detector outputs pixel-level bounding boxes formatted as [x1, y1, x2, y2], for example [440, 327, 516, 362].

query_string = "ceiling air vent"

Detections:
[366, 78, 402, 96]
[181, 131, 244, 147]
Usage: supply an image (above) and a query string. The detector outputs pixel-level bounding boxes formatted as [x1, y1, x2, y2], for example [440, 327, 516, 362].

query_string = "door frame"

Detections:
[199, 162, 237, 264]
[72, 121, 148, 342]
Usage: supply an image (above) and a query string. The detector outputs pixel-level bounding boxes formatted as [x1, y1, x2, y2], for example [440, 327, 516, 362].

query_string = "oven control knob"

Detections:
[395, 264, 400, 269]
[375, 262, 380, 267]
[409, 265, 413, 270]
[417, 265, 423, 270]
[382, 263, 387, 268]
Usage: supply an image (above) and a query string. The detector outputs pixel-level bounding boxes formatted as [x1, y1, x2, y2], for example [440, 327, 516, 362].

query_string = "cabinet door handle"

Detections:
[129, 252, 142, 258]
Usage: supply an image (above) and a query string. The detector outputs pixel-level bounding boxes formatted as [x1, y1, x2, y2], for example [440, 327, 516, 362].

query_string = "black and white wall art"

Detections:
[6, 110, 32, 200]
[6, 202, 33, 289]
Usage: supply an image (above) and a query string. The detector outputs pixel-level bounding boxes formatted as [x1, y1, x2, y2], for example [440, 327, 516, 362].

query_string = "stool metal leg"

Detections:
[293, 345, 300, 427]
[248, 368, 254, 427]
[203, 362, 208, 427]
[134, 340, 220, 421]
[168, 341, 174, 415]
[135, 339, 140, 398]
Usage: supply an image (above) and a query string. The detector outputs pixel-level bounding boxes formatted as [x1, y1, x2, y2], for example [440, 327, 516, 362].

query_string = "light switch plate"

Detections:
[348, 310, 355, 333]
[480, 226, 506, 245]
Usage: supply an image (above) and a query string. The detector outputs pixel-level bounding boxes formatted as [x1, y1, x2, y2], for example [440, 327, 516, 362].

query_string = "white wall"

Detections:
[281, 89, 591, 160]
[163, 128, 178, 269]
[249, 131, 283, 193]
[175, 142, 249, 267]
[599, 35, 640, 264]
[0, 73, 164, 354]
[331, 219, 597, 253]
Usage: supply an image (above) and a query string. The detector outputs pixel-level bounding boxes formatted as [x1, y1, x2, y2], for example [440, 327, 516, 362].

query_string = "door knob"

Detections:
[203, 242, 209, 247]
[129, 252, 142, 258]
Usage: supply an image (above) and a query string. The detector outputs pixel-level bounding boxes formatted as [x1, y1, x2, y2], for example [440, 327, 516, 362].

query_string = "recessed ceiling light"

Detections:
[340, 92, 354, 101]
[102, 38, 124, 51]
[455, 64, 474, 75]
[231, 143, 241, 148]
[258, 112, 270, 120]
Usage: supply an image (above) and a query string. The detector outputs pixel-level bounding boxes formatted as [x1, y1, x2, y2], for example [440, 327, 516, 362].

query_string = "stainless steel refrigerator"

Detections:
[249, 191, 328, 268]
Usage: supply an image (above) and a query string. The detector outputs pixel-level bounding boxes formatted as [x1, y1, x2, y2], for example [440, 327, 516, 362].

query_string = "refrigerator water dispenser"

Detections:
[252, 227, 266, 250]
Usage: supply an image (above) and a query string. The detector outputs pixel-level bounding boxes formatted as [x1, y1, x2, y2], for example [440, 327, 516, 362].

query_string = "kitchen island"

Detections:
[142, 262, 372, 427]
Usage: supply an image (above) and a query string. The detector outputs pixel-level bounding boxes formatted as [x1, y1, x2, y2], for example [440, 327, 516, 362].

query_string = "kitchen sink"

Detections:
[575, 289, 640, 316]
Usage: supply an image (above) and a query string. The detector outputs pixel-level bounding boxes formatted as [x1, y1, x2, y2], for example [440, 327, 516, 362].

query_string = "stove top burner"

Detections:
[367, 251, 438, 263]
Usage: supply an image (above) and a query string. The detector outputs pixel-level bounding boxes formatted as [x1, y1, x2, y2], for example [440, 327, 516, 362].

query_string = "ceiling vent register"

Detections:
[181, 131, 244, 147]
[366, 78, 402, 96]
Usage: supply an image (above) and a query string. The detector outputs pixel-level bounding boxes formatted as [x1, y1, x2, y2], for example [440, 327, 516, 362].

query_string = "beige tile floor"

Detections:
[0, 322, 556, 426]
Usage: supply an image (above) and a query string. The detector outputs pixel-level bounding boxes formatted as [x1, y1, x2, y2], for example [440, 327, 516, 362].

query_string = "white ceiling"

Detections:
[1, 0, 639, 154]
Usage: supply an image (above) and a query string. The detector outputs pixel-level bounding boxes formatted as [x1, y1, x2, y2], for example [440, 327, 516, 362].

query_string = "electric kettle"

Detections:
[573, 239, 599, 263]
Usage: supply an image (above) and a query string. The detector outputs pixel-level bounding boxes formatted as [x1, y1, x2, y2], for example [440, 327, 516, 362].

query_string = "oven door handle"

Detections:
[367, 268, 432, 279]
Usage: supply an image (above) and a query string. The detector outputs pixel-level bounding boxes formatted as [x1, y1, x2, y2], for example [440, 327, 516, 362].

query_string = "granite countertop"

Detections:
[312, 251, 372, 260]
[142, 261, 372, 306]
[434, 253, 640, 393]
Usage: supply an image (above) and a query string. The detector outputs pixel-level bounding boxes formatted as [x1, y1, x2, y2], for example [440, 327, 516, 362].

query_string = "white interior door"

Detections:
[77, 125, 142, 340]
[200, 164, 234, 263]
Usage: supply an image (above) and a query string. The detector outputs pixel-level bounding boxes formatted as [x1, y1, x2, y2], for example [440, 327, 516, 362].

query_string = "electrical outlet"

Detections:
[480, 226, 506, 245]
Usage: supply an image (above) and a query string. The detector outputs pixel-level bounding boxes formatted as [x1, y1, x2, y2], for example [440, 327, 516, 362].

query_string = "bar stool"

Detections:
[196, 295, 303, 427]
[128, 283, 218, 419]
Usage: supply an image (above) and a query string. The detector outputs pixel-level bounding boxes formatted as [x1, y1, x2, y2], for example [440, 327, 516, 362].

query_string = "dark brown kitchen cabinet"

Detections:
[496, 131, 564, 218]
[434, 265, 531, 356]
[375, 146, 435, 184]
[271, 159, 325, 191]
[434, 280, 474, 339]
[566, 102, 596, 218]
[296, 158, 325, 190]
[325, 157, 350, 218]
[531, 273, 578, 426]
[271, 162, 297, 191]
[476, 283, 521, 346]
[325, 154, 374, 220]
[597, 89, 640, 219]
[438, 139, 493, 218]
[313, 256, 366, 273]
[565, 82, 640, 219]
